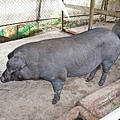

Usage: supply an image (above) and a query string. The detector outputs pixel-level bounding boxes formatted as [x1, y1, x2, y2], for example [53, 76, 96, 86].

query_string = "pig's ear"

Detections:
[8, 51, 14, 59]
[8, 56, 26, 72]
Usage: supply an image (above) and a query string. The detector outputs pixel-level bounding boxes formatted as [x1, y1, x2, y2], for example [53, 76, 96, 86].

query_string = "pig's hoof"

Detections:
[85, 79, 90, 82]
[98, 81, 104, 86]
[52, 98, 58, 104]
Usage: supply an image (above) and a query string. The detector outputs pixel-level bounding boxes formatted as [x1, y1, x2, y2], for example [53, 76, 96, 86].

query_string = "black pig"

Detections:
[112, 20, 120, 39]
[1, 28, 120, 104]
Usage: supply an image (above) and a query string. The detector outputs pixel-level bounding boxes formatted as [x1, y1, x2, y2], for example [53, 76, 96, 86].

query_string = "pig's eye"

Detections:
[10, 72, 15, 81]
[10, 70, 20, 81]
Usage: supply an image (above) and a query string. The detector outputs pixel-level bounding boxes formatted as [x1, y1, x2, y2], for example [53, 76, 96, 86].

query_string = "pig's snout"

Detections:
[0, 70, 10, 83]
[0, 76, 6, 83]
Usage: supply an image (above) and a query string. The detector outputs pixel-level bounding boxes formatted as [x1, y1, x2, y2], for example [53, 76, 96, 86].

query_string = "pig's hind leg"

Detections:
[86, 65, 100, 82]
[99, 55, 119, 86]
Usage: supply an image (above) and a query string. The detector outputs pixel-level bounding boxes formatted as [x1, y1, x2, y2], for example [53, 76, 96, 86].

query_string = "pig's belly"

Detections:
[67, 60, 101, 77]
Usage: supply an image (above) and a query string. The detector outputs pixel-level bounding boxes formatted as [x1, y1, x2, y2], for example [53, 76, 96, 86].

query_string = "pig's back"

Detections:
[8, 28, 120, 76]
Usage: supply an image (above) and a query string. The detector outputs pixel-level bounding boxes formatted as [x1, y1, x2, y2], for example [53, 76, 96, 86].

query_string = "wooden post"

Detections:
[101, 0, 105, 9]
[88, 0, 95, 30]
[104, 0, 108, 22]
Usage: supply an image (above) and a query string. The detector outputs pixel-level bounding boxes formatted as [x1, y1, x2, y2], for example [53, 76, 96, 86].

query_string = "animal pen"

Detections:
[0, 0, 120, 120]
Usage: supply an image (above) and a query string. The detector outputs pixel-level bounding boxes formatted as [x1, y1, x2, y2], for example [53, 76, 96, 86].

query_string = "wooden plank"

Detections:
[56, 106, 98, 120]
[65, 4, 120, 18]
[79, 80, 120, 118]
[62, 29, 78, 35]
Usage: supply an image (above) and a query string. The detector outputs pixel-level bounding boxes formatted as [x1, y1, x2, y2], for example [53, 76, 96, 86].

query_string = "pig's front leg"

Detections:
[51, 79, 65, 104]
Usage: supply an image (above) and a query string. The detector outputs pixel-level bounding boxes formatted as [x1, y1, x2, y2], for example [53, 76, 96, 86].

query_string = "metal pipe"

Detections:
[36, 0, 41, 31]
[62, 0, 64, 31]
[36, 0, 41, 21]
[100, 107, 120, 120]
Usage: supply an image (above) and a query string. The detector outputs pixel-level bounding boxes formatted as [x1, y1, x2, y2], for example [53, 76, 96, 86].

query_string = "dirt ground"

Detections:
[0, 22, 120, 120]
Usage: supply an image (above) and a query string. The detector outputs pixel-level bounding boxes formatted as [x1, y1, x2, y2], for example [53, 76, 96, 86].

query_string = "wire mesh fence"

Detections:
[0, 0, 119, 42]
[0, 0, 62, 41]
[0, 0, 37, 25]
